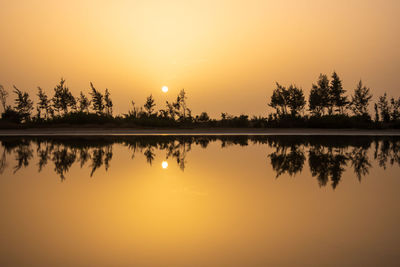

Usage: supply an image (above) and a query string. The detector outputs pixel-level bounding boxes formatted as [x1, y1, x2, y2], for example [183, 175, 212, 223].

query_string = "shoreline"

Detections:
[1, 128, 400, 136]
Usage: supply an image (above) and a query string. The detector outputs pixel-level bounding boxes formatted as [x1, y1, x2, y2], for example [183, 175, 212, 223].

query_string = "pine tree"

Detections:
[89, 82, 104, 115]
[52, 78, 75, 115]
[0, 84, 8, 112]
[78, 92, 90, 113]
[177, 89, 188, 119]
[287, 85, 306, 116]
[37, 87, 51, 119]
[377, 93, 390, 122]
[144, 94, 156, 116]
[269, 83, 289, 116]
[350, 80, 372, 117]
[309, 74, 330, 116]
[13, 86, 34, 122]
[104, 89, 113, 116]
[330, 72, 348, 114]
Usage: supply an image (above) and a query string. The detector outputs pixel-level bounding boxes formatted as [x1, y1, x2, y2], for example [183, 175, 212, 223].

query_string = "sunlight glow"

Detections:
[161, 161, 169, 169]
[162, 86, 169, 93]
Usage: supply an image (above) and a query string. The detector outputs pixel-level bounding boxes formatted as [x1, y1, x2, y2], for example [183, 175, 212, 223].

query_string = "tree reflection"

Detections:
[349, 147, 371, 182]
[0, 136, 399, 188]
[13, 140, 33, 173]
[52, 146, 76, 180]
[308, 147, 347, 189]
[269, 144, 305, 178]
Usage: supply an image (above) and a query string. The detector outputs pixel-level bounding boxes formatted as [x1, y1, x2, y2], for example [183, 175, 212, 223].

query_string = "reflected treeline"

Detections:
[265, 136, 399, 189]
[0, 136, 399, 188]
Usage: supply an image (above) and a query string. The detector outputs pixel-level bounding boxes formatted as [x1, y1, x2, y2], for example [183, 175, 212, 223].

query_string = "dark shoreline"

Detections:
[1, 128, 400, 136]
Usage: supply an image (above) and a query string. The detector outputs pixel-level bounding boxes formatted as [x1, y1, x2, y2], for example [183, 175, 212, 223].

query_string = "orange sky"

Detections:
[0, 0, 399, 117]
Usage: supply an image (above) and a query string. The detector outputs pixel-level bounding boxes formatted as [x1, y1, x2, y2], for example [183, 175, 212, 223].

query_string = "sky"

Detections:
[0, 0, 399, 117]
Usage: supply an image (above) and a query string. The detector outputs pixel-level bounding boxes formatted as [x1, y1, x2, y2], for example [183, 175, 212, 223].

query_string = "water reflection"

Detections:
[1, 136, 399, 188]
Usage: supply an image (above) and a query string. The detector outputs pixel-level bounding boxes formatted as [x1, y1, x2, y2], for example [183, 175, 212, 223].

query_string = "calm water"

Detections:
[0, 135, 399, 266]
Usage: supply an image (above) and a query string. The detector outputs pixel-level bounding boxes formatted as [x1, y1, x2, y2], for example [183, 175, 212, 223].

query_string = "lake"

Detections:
[0, 135, 399, 266]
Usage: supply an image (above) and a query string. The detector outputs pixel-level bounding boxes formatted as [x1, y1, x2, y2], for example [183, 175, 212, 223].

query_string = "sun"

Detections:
[162, 86, 168, 93]
[161, 161, 168, 169]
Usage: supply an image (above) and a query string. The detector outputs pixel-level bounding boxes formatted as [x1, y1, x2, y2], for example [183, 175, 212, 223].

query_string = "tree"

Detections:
[166, 101, 177, 119]
[287, 85, 306, 116]
[330, 72, 348, 114]
[52, 78, 75, 115]
[126, 101, 140, 118]
[13, 86, 34, 122]
[78, 92, 90, 113]
[0, 84, 8, 112]
[89, 82, 104, 115]
[198, 112, 210, 122]
[144, 94, 156, 116]
[374, 103, 379, 122]
[104, 89, 113, 116]
[309, 74, 330, 116]
[269, 83, 289, 116]
[390, 97, 400, 121]
[377, 93, 390, 122]
[269, 83, 305, 117]
[37, 87, 51, 119]
[177, 89, 188, 119]
[350, 80, 372, 117]
[68, 93, 77, 112]
[165, 89, 190, 120]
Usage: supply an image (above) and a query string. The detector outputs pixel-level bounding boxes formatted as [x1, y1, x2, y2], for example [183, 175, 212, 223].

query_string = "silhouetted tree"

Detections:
[350, 80, 372, 117]
[144, 94, 156, 116]
[104, 89, 113, 116]
[288, 85, 306, 116]
[13, 86, 34, 122]
[0, 84, 8, 112]
[78, 91, 90, 113]
[374, 103, 379, 122]
[52, 78, 75, 115]
[126, 100, 140, 118]
[177, 89, 189, 120]
[269, 83, 289, 116]
[390, 97, 400, 121]
[377, 93, 390, 122]
[330, 72, 348, 114]
[269, 83, 305, 117]
[309, 74, 330, 116]
[158, 109, 169, 119]
[37, 87, 51, 119]
[197, 112, 210, 122]
[89, 82, 104, 115]
[166, 100, 178, 119]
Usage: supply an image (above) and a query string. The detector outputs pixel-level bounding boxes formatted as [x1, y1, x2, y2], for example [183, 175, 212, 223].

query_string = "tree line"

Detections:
[268, 72, 400, 125]
[0, 73, 400, 128]
[0, 78, 206, 126]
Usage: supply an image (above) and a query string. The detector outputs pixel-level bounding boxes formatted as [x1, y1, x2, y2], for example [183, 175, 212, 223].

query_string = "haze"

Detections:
[0, 0, 399, 116]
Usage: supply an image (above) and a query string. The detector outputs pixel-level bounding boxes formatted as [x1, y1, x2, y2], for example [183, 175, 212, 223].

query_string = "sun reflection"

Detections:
[161, 161, 169, 169]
